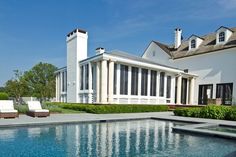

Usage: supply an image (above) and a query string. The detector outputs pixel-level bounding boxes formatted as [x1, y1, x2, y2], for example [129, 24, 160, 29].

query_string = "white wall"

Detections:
[66, 30, 88, 103]
[142, 42, 171, 66]
[170, 48, 236, 104]
[144, 44, 236, 105]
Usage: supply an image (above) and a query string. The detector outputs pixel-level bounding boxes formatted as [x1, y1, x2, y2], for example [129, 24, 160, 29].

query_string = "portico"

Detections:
[76, 51, 197, 104]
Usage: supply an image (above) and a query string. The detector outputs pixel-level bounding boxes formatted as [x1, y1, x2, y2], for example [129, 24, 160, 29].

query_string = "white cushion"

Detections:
[0, 109, 18, 113]
[29, 109, 49, 113]
[27, 101, 42, 110]
[0, 100, 15, 110]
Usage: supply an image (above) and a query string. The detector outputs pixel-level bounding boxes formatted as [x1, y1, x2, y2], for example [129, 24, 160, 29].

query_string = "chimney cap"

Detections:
[67, 28, 87, 37]
[95, 47, 105, 54]
[175, 28, 182, 31]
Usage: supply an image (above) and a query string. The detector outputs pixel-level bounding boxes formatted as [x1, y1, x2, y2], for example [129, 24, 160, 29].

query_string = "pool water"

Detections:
[0, 120, 236, 157]
[199, 125, 236, 134]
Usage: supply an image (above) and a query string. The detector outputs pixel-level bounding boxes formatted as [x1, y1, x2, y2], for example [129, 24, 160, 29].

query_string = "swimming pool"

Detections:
[0, 119, 235, 157]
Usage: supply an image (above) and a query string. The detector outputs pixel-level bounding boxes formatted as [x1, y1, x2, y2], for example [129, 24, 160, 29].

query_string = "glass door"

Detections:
[216, 83, 233, 105]
[198, 84, 213, 105]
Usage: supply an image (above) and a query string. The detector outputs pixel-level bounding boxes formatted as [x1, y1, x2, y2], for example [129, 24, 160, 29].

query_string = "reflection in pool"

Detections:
[0, 120, 235, 157]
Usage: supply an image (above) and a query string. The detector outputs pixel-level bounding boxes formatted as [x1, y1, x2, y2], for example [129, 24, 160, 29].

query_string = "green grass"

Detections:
[46, 102, 168, 114]
[14, 103, 84, 114]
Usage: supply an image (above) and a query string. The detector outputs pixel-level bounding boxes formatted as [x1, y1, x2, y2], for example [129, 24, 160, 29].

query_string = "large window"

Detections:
[131, 67, 139, 95]
[120, 64, 128, 95]
[159, 72, 165, 97]
[166, 76, 171, 98]
[150, 70, 157, 96]
[62, 71, 67, 92]
[80, 66, 84, 90]
[85, 64, 89, 90]
[191, 39, 196, 48]
[216, 83, 233, 105]
[141, 69, 148, 96]
[113, 64, 117, 94]
[219, 32, 225, 42]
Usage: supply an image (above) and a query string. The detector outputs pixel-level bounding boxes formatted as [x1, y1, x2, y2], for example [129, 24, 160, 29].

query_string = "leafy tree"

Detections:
[0, 87, 6, 92]
[24, 62, 57, 102]
[5, 70, 29, 103]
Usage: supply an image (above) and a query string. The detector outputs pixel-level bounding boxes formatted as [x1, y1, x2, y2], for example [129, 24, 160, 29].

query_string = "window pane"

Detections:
[166, 76, 171, 98]
[159, 72, 165, 97]
[85, 64, 89, 90]
[80, 66, 84, 90]
[150, 70, 157, 96]
[131, 67, 139, 95]
[120, 65, 128, 95]
[141, 69, 148, 96]
[113, 64, 117, 94]
[219, 32, 225, 42]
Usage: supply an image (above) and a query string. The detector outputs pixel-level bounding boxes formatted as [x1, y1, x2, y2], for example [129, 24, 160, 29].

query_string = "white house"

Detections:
[55, 26, 236, 105]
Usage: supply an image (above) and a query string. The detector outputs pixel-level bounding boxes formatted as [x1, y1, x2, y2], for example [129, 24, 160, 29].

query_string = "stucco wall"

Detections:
[143, 44, 236, 105]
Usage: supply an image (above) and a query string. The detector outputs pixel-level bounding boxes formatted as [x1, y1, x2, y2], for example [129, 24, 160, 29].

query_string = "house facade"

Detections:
[56, 26, 236, 105]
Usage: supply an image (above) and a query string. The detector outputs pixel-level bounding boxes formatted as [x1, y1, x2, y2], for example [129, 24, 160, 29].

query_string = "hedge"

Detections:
[46, 102, 168, 114]
[0, 92, 9, 100]
[174, 105, 236, 121]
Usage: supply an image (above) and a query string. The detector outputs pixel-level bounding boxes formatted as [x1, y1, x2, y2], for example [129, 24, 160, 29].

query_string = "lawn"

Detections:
[14, 103, 84, 114]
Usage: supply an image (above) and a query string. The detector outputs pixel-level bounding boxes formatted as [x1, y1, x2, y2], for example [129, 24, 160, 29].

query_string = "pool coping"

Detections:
[0, 113, 236, 140]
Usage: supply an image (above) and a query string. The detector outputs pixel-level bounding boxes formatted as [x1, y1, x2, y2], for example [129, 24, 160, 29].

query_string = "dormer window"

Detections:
[219, 32, 225, 42]
[191, 39, 196, 48]
[216, 26, 233, 45]
[188, 35, 203, 51]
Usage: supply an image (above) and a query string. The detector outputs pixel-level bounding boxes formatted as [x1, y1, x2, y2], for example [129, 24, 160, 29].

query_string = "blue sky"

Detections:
[1, 0, 236, 86]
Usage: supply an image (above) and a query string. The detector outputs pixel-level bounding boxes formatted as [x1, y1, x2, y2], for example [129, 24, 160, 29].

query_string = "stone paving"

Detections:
[0, 112, 236, 128]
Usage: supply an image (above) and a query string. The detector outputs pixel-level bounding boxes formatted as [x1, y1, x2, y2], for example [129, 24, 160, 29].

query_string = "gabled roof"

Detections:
[188, 34, 204, 40]
[152, 41, 172, 56]
[215, 26, 233, 32]
[108, 50, 181, 70]
[147, 27, 236, 59]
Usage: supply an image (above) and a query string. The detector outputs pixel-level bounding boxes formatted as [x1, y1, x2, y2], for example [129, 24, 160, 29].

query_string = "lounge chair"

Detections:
[27, 101, 50, 117]
[0, 100, 19, 118]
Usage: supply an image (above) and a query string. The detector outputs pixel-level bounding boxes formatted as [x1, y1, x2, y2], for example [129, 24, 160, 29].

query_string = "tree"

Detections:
[24, 62, 57, 102]
[0, 87, 6, 92]
[5, 70, 29, 103]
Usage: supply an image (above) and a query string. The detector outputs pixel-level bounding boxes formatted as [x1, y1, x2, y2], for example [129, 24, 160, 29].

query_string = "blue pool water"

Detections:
[0, 120, 236, 157]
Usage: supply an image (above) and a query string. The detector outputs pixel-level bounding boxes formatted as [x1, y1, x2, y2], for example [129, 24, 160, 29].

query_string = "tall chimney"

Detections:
[174, 28, 182, 49]
[66, 28, 88, 103]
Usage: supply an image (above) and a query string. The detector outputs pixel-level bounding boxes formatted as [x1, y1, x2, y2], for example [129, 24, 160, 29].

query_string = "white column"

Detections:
[96, 62, 100, 103]
[101, 60, 108, 103]
[176, 75, 182, 104]
[147, 70, 151, 97]
[56, 74, 58, 102]
[171, 76, 176, 104]
[156, 72, 160, 103]
[164, 74, 167, 99]
[116, 64, 120, 101]
[189, 77, 195, 105]
[60, 72, 63, 102]
[147, 70, 151, 104]
[138, 68, 142, 103]
[108, 61, 114, 103]
[186, 78, 189, 104]
[128, 66, 132, 103]
[88, 62, 93, 103]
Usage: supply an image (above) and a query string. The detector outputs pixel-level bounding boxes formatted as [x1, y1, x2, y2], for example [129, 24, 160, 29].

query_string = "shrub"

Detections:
[0, 92, 9, 100]
[14, 105, 28, 114]
[51, 103, 169, 114]
[225, 107, 236, 121]
[174, 105, 236, 121]
[174, 108, 200, 117]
